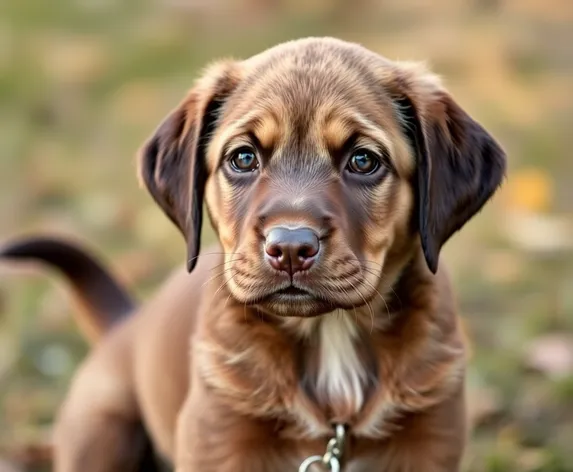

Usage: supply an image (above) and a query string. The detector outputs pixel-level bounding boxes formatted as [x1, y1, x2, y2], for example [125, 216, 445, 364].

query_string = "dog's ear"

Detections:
[393, 65, 507, 273]
[137, 61, 242, 272]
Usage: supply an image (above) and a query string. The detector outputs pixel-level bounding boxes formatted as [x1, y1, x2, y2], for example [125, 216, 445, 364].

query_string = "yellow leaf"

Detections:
[497, 423, 520, 451]
[504, 168, 553, 214]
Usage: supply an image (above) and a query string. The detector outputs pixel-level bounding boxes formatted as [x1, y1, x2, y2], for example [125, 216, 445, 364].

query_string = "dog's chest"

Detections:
[294, 315, 375, 433]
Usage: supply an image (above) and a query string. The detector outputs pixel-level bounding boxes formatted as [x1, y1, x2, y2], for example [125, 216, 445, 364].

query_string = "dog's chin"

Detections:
[257, 295, 337, 317]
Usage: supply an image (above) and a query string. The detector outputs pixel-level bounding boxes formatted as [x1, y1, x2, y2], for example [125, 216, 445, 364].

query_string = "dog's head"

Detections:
[138, 37, 506, 318]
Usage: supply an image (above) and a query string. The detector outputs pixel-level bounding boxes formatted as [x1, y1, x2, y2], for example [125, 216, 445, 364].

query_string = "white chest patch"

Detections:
[315, 313, 368, 415]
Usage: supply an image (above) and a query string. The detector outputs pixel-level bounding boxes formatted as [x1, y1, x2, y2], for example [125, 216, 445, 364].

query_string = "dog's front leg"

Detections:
[174, 382, 296, 472]
[364, 383, 467, 472]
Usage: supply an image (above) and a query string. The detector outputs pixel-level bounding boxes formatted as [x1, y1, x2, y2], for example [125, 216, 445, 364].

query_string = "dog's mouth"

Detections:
[234, 274, 374, 316]
[249, 283, 340, 317]
[259, 285, 319, 305]
[274, 286, 310, 297]
[257, 283, 322, 304]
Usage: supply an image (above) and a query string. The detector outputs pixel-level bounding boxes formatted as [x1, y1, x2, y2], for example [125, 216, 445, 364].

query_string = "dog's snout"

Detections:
[264, 227, 319, 275]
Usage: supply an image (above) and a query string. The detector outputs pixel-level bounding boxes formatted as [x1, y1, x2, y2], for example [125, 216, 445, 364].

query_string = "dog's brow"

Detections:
[253, 114, 281, 150]
[215, 111, 263, 151]
[355, 117, 394, 155]
[323, 112, 394, 158]
[323, 117, 354, 151]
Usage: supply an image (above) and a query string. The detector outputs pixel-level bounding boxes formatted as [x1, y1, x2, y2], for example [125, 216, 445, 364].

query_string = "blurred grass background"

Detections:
[0, 0, 572, 470]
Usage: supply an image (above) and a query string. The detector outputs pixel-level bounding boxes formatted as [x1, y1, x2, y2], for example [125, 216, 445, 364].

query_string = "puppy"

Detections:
[1, 37, 506, 471]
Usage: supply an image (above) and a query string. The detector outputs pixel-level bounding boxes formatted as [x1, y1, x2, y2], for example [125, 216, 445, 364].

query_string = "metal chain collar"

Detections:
[298, 424, 347, 472]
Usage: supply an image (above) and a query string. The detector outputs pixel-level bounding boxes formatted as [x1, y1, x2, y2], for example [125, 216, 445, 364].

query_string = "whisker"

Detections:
[346, 258, 403, 310]
[189, 251, 245, 260]
[208, 258, 244, 272]
[187, 251, 245, 267]
[223, 290, 234, 310]
[221, 266, 246, 310]
[354, 275, 386, 305]
[212, 275, 232, 299]
[201, 267, 235, 289]
[349, 282, 374, 334]
[359, 267, 382, 278]
[320, 281, 357, 318]
[211, 268, 240, 298]
[360, 277, 391, 322]
[355, 259, 384, 269]
[203, 259, 262, 291]
[212, 279, 229, 300]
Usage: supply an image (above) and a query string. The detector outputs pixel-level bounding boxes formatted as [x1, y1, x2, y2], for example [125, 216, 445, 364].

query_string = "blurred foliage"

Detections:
[0, 0, 572, 470]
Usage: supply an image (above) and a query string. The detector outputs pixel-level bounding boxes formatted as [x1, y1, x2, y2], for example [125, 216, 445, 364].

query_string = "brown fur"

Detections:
[1, 37, 506, 471]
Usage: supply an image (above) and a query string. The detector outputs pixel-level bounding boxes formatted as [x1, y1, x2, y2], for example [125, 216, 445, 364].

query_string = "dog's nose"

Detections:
[264, 227, 319, 275]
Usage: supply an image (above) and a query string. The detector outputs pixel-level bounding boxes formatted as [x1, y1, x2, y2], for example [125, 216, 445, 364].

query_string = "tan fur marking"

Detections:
[253, 114, 281, 150]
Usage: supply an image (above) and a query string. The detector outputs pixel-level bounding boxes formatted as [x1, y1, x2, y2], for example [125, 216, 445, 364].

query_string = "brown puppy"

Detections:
[1, 37, 506, 471]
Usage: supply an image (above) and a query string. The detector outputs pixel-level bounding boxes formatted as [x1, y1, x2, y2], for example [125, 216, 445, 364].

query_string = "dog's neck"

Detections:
[291, 312, 376, 426]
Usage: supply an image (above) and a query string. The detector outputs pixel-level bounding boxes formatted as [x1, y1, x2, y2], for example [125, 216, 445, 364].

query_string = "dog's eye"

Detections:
[346, 149, 380, 175]
[229, 148, 259, 173]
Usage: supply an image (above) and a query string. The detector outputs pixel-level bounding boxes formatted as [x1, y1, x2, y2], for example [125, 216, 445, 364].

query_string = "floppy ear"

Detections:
[137, 61, 241, 272]
[394, 68, 507, 273]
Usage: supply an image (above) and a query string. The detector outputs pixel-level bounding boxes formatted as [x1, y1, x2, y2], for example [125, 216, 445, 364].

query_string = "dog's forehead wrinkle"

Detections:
[267, 163, 330, 195]
[269, 148, 334, 187]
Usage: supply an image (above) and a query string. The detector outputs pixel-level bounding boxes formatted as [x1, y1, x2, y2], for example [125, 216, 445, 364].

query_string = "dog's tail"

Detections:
[0, 235, 135, 343]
